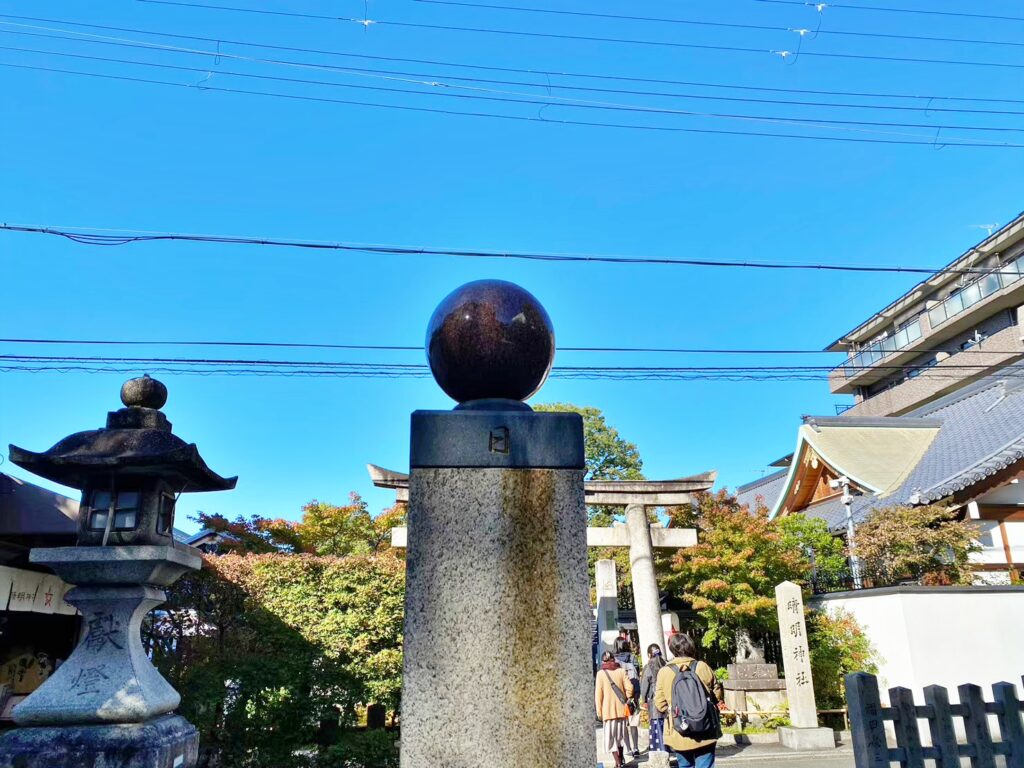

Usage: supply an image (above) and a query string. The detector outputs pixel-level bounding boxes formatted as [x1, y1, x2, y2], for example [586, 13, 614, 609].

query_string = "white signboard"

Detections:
[8, 569, 44, 612]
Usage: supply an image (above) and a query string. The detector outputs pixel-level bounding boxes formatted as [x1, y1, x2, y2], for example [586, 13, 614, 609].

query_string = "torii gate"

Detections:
[368, 464, 715, 659]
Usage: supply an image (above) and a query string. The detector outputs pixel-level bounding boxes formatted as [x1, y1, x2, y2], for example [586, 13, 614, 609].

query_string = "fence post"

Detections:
[959, 683, 997, 768]
[845, 673, 889, 768]
[923, 685, 959, 768]
[890, 687, 925, 768]
[992, 682, 1024, 768]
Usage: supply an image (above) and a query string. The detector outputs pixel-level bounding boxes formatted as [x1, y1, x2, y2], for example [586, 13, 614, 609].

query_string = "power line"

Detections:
[6, 354, 1020, 373]
[6, 41, 1020, 139]
[10, 27, 1024, 120]
[5, 60, 1016, 147]
[5, 12, 1024, 108]
[3, 222, 1020, 273]
[3, 338, 1023, 358]
[134, 0, 1024, 72]
[412, 0, 1024, 50]
[753, 0, 1024, 24]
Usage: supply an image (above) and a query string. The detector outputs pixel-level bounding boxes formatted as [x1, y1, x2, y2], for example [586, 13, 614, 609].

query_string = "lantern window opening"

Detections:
[87, 487, 141, 531]
[157, 492, 176, 536]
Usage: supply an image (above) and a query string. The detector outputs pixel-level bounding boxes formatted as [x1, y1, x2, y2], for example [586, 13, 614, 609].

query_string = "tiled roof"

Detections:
[737, 362, 1024, 522]
[736, 469, 787, 512]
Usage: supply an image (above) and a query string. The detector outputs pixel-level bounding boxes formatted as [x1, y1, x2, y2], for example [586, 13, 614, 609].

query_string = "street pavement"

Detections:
[596, 729, 856, 768]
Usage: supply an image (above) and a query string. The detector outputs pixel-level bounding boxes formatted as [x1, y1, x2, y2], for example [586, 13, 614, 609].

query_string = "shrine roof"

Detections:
[0, 472, 77, 537]
[743, 362, 1024, 529]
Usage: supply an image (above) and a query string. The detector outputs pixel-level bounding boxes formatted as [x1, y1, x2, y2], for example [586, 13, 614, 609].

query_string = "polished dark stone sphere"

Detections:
[426, 280, 555, 404]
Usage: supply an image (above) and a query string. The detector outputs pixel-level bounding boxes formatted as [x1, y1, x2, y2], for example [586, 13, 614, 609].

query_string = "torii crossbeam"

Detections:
[368, 464, 715, 657]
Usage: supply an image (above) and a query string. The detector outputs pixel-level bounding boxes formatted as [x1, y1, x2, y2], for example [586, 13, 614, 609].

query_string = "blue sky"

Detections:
[2, 0, 1023, 532]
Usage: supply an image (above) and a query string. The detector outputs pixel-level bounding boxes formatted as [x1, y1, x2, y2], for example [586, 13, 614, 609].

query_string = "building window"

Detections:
[157, 493, 176, 536]
[907, 357, 939, 379]
[88, 489, 140, 531]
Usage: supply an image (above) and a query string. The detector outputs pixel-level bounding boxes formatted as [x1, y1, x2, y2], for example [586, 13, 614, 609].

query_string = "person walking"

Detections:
[595, 650, 636, 768]
[613, 637, 642, 758]
[639, 643, 668, 752]
[654, 632, 721, 768]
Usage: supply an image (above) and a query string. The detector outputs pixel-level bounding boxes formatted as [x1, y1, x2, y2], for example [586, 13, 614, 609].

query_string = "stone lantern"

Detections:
[10, 374, 236, 548]
[0, 375, 236, 768]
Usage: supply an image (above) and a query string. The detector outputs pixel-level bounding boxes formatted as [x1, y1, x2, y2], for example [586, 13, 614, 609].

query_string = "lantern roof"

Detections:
[8, 375, 237, 493]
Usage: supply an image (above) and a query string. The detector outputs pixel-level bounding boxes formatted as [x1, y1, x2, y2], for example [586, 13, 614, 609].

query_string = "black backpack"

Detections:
[668, 661, 722, 739]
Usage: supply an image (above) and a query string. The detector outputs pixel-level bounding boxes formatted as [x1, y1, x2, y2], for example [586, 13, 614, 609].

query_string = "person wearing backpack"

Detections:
[594, 650, 636, 768]
[639, 643, 667, 752]
[654, 632, 721, 767]
[612, 637, 642, 758]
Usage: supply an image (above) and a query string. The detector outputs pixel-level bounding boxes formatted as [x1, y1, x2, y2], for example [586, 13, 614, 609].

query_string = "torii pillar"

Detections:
[584, 477, 715, 657]
[371, 465, 715, 659]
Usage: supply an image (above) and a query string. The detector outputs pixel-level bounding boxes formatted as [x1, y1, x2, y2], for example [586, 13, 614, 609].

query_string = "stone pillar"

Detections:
[661, 611, 680, 659]
[775, 581, 836, 751]
[625, 503, 664, 657]
[402, 279, 594, 768]
[403, 412, 592, 767]
[595, 559, 620, 654]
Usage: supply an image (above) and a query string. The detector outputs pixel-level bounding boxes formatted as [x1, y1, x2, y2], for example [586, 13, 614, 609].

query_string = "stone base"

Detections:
[646, 750, 671, 768]
[778, 725, 837, 751]
[0, 714, 198, 768]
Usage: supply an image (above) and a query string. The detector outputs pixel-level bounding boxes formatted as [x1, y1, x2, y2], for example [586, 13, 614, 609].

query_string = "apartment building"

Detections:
[829, 213, 1024, 418]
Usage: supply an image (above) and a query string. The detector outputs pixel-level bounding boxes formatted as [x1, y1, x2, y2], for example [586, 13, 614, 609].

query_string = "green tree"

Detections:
[808, 609, 879, 708]
[777, 514, 849, 583]
[533, 403, 644, 483]
[664, 491, 810, 651]
[854, 504, 980, 585]
[153, 551, 405, 768]
[534, 402, 644, 596]
[195, 495, 406, 557]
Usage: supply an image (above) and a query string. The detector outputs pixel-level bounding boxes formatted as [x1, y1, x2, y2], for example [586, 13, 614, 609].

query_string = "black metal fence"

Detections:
[809, 566, 926, 595]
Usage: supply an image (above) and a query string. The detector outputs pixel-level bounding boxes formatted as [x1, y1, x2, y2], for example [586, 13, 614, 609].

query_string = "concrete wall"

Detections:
[811, 586, 1024, 703]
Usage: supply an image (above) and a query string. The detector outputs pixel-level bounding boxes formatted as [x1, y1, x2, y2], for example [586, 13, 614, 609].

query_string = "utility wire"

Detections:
[752, 0, 1024, 24]
[6, 354, 1021, 373]
[6, 40, 1019, 138]
[412, 0, 1024, 50]
[5, 12, 1024, 108]
[10, 26, 1024, 120]
[5, 60, 1017, 147]
[134, 0, 1024, 72]
[3, 222, 1020, 273]
[2, 338, 1022, 357]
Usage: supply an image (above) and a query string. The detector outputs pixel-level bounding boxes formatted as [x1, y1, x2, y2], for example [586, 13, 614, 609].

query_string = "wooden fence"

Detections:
[845, 672, 1024, 768]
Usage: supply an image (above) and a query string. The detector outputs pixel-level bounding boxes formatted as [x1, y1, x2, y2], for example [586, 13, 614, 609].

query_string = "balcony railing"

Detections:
[927, 255, 1024, 329]
[840, 317, 923, 374]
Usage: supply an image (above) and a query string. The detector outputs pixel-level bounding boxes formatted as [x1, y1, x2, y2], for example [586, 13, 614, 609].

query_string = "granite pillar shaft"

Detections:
[625, 503, 664, 657]
[402, 409, 593, 768]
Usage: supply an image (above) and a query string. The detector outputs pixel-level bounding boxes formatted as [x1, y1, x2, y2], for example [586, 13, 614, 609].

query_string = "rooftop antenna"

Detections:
[972, 223, 1000, 237]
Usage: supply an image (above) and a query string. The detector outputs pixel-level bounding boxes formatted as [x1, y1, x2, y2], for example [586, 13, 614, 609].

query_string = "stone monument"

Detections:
[0, 375, 237, 768]
[721, 629, 788, 721]
[401, 279, 593, 768]
[775, 580, 836, 751]
[595, 558, 620, 654]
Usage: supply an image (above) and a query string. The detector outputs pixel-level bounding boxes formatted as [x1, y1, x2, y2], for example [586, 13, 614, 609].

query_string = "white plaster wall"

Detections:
[1006, 521, 1024, 563]
[814, 588, 1024, 702]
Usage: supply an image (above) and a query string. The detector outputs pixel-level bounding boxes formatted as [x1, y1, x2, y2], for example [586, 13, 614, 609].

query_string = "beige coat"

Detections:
[594, 666, 635, 722]
[654, 657, 719, 752]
